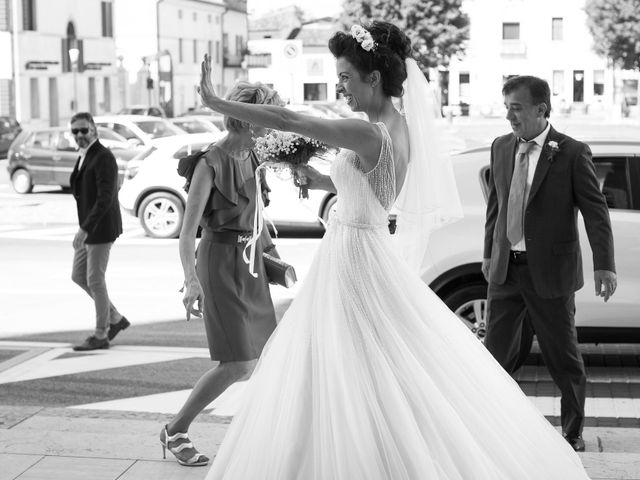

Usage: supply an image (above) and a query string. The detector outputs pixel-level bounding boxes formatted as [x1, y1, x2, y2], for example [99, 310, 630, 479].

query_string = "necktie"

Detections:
[506, 141, 535, 245]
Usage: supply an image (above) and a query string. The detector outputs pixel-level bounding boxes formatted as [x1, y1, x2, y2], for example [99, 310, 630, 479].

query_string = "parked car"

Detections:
[0, 116, 21, 158]
[118, 133, 219, 238]
[118, 134, 336, 239]
[6, 127, 139, 193]
[422, 139, 640, 343]
[94, 115, 185, 147]
[117, 105, 167, 117]
[170, 116, 223, 135]
[179, 107, 225, 130]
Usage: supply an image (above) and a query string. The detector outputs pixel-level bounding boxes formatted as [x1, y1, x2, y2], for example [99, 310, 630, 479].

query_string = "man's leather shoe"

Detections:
[108, 317, 130, 341]
[564, 434, 585, 452]
[73, 336, 109, 351]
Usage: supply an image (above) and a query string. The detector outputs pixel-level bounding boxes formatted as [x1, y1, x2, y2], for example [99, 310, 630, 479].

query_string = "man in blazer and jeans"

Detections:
[70, 112, 129, 351]
[482, 76, 616, 452]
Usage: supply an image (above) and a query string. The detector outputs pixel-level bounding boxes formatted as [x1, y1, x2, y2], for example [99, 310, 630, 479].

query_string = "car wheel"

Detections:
[11, 168, 33, 194]
[442, 284, 488, 342]
[139, 192, 184, 239]
[321, 195, 338, 224]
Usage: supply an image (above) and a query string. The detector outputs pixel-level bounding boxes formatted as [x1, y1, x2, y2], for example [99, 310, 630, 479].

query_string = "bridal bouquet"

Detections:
[254, 130, 332, 199]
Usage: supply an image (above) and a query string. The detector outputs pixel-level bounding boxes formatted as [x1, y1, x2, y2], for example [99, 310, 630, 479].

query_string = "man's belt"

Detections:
[509, 250, 528, 264]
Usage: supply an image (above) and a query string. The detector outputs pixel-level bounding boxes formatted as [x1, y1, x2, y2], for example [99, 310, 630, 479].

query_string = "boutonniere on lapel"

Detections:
[546, 140, 560, 163]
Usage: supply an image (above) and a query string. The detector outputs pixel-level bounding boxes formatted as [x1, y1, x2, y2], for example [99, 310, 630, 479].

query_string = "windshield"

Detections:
[134, 120, 183, 139]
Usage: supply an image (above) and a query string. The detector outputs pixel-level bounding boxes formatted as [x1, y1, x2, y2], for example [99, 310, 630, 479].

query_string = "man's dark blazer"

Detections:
[70, 140, 122, 244]
[483, 125, 615, 298]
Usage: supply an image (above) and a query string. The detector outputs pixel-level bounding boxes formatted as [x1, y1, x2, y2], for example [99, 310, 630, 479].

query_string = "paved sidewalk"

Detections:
[1, 406, 640, 479]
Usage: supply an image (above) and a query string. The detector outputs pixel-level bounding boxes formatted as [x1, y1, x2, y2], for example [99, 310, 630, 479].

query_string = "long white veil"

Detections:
[393, 58, 464, 274]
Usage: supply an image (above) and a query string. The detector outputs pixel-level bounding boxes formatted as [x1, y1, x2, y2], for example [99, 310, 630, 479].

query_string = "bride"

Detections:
[193, 21, 590, 480]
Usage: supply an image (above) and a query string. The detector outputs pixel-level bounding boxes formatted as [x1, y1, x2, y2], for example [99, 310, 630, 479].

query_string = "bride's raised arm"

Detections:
[198, 54, 381, 171]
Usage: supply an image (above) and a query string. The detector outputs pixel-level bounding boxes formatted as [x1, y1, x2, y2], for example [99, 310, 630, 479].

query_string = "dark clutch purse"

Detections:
[263, 253, 297, 288]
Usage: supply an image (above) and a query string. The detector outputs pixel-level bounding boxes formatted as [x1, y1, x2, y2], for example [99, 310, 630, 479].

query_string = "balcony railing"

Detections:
[223, 54, 244, 68]
[245, 53, 272, 68]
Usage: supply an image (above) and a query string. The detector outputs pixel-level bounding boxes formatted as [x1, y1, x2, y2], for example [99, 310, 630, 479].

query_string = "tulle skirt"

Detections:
[206, 220, 589, 479]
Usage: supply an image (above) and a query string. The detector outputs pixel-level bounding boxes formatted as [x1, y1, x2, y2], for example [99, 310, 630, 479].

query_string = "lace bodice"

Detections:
[330, 123, 395, 227]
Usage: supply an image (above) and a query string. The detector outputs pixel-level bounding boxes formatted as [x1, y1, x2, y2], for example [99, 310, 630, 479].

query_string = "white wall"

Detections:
[447, 0, 638, 117]
[247, 39, 337, 104]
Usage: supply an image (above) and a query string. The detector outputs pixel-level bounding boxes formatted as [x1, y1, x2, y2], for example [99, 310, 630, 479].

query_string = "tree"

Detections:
[339, 0, 469, 76]
[585, 0, 640, 71]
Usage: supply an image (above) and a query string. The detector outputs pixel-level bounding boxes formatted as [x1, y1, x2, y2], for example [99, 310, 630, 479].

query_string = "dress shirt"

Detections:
[511, 122, 551, 251]
[77, 138, 98, 170]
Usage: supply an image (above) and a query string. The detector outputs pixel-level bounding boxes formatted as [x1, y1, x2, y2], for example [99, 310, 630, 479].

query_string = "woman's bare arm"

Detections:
[179, 157, 212, 283]
[178, 156, 214, 320]
[198, 54, 381, 172]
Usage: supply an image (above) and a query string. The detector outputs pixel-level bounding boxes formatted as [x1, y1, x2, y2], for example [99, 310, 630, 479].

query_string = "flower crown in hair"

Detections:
[350, 25, 377, 52]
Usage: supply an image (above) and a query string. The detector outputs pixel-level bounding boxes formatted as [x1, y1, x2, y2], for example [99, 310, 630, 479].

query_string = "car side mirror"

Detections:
[127, 138, 143, 147]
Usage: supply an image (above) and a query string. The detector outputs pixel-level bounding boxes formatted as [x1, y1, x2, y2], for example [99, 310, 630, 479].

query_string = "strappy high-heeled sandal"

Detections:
[160, 425, 210, 467]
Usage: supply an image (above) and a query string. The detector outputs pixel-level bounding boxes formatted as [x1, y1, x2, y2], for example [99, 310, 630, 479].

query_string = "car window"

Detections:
[149, 108, 163, 117]
[98, 128, 124, 142]
[55, 131, 77, 151]
[627, 157, 640, 210]
[173, 120, 210, 134]
[29, 131, 53, 149]
[109, 123, 139, 141]
[134, 120, 179, 139]
[479, 165, 491, 202]
[593, 157, 631, 210]
[173, 142, 210, 159]
[593, 157, 629, 210]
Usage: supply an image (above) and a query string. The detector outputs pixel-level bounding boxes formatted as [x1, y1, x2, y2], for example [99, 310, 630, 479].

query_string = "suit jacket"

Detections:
[70, 140, 122, 244]
[483, 125, 615, 298]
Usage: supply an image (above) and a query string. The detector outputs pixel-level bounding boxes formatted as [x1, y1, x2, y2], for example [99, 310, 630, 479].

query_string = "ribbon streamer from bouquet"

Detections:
[242, 163, 278, 278]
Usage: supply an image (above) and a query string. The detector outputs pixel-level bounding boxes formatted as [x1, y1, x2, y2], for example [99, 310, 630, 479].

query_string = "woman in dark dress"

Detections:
[160, 81, 283, 466]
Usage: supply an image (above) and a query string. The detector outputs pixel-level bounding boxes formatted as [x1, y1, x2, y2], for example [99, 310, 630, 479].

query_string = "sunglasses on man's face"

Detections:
[71, 128, 90, 135]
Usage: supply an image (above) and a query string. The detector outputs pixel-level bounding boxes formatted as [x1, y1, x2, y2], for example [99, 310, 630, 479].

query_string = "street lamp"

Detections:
[68, 47, 79, 111]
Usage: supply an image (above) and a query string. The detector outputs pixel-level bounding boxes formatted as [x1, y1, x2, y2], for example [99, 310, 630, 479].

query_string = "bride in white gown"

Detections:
[193, 21, 590, 480]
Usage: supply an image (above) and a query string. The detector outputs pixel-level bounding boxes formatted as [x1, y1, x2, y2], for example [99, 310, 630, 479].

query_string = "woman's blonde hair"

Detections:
[224, 81, 284, 132]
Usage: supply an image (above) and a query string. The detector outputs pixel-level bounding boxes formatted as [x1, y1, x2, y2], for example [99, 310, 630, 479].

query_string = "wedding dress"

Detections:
[206, 123, 590, 479]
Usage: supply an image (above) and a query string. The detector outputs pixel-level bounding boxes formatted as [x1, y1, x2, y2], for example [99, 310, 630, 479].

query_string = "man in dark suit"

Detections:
[482, 76, 616, 452]
[69, 112, 129, 351]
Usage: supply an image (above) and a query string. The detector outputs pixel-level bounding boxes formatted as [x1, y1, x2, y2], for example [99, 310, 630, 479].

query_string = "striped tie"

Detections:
[506, 141, 535, 245]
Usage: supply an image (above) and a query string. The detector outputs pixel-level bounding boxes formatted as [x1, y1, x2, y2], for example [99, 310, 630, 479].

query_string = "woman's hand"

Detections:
[296, 165, 322, 190]
[265, 244, 281, 260]
[295, 164, 336, 193]
[197, 54, 219, 109]
[182, 278, 204, 321]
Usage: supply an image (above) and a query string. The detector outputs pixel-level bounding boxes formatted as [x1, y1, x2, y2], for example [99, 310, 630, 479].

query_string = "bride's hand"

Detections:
[197, 53, 219, 109]
[295, 165, 323, 190]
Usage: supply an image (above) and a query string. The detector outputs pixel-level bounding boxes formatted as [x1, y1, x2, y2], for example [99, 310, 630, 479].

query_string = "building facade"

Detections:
[1, 0, 119, 126]
[115, 0, 247, 117]
[0, 0, 248, 125]
[247, 14, 338, 105]
[446, 0, 640, 117]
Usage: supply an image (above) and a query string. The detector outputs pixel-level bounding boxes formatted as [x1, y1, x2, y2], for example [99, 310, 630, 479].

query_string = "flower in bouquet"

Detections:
[254, 130, 332, 199]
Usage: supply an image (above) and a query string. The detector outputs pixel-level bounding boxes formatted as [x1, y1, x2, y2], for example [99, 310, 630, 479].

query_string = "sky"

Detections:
[247, 0, 343, 18]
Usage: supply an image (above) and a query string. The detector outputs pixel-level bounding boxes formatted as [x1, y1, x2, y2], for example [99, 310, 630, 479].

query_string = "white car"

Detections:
[118, 133, 336, 239]
[94, 115, 185, 148]
[169, 116, 224, 135]
[422, 139, 640, 343]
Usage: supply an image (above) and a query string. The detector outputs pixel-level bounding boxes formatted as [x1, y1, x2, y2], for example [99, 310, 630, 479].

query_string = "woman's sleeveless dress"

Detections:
[205, 124, 590, 479]
[197, 147, 276, 361]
